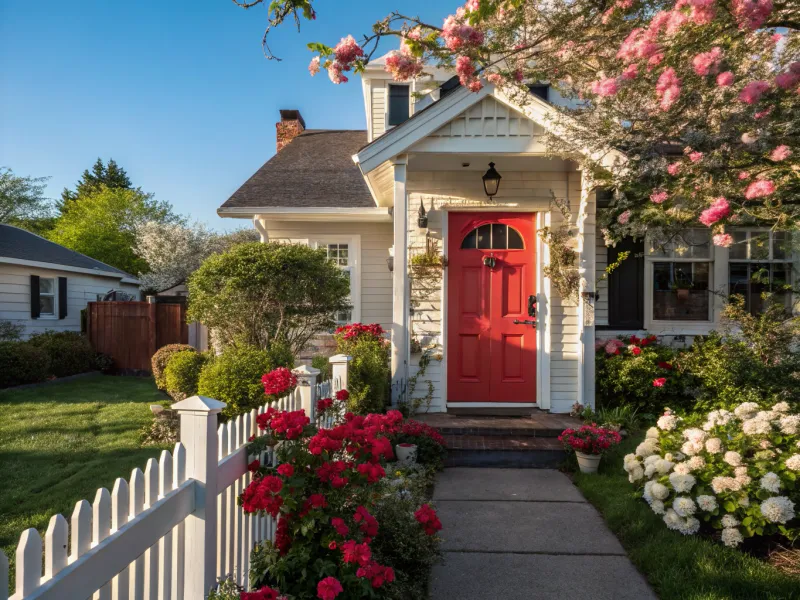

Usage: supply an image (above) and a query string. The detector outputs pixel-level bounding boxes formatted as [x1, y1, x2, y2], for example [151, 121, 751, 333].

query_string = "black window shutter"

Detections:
[30, 275, 40, 319]
[608, 238, 645, 329]
[387, 85, 410, 126]
[58, 277, 68, 319]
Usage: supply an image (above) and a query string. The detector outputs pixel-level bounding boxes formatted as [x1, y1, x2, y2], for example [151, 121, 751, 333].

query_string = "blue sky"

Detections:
[0, 0, 453, 230]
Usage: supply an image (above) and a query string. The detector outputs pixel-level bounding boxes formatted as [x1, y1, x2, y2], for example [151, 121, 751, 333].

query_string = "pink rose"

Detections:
[716, 71, 734, 87]
[713, 233, 733, 248]
[699, 197, 730, 227]
[770, 145, 792, 161]
[744, 179, 776, 199]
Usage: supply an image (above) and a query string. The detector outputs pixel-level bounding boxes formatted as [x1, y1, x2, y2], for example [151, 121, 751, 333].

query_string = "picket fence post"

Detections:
[172, 395, 225, 600]
[328, 354, 352, 393]
[293, 365, 320, 423]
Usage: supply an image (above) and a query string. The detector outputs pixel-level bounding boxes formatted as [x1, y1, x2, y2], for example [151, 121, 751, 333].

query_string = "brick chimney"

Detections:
[276, 109, 306, 152]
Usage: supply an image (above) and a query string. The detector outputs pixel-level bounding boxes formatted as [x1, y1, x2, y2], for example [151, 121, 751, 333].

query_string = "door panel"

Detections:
[447, 212, 537, 403]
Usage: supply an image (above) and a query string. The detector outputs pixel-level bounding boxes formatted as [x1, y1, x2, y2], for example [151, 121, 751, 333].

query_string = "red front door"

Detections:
[447, 212, 537, 403]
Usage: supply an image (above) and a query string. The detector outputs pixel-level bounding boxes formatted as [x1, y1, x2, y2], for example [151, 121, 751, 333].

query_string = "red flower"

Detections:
[308, 494, 328, 508]
[558, 424, 622, 455]
[275, 516, 292, 555]
[241, 585, 280, 600]
[328, 540, 337, 550]
[658, 361, 673, 370]
[335, 323, 386, 341]
[247, 459, 260, 473]
[276, 463, 294, 478]
[262, 367, 298, 396]
[317, 397, 333, 413]
[630, 346, 642, 356]
[653, 377, 667, 387]
[354, 506, 379, 537]
[335, 389, 350, 402]
[357, 462, 386, 484]
[341, 540, 372, 566]
[331, 517, 349, 536]
[356, 561, 396, 588]
[414, 504, 442, 536]
[317, 576, 343, 600]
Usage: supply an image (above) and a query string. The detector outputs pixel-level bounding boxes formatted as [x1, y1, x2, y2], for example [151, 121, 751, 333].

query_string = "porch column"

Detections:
[578, 169, 597, 409]
[390, 155, 409, 405]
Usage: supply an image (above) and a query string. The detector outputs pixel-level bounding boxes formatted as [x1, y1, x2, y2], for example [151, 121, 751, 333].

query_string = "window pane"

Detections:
[750, 232, 769, 260]
[647, 230, 710, 258]
[461, 228, 478, 249]
[729, 263, 750, 303]
[337, 245, 348, 266]
[771, 264, 792, 313]
[477, 224, 492, 249]
[729, 231, 748, 260]
[653, 262, 710, 321]
[39, 278, 54, 294]
[40, 296, 55, 315]
[773, 231, 790, 260]
[491, 224, 507, 249]
[508, 227, 524, 249]
[387, 85, 410, 126]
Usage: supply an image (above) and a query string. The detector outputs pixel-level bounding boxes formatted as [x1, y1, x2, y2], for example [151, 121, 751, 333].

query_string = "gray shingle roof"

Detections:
[0, 224, 134, 278]
[219, 130, 375, 211]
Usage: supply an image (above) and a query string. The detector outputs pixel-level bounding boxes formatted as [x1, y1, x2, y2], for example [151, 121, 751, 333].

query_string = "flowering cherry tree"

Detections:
[233, 0, 799, 246]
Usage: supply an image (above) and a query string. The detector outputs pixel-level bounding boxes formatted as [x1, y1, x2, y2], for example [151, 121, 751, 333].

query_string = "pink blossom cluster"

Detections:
[716, 71, 735, 87]
[770, 145, 792, 162]
[686, 0, 717, 25]
[455, 55, 482, 92]
[650, 189, 669, 204]
[731, 0, 774, 30]
[591, 76, 619, 97]
[699, 197, 731, 226]
[692, 47, 722, 76]
[656, 68, 681, 111]
[442, 10, 484, 52]
[775, 63, 800, 90]
[744, 179, 776, 199]
[667, 162, 682, 176]
[713, 233, 734, 247]
[739, 80, 770, 104]
[326, 35, 365, 84]
[383, 43, 424, 81]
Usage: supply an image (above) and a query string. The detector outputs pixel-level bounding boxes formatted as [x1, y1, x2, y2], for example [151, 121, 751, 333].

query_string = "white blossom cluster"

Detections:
[623, 402, 800, 547]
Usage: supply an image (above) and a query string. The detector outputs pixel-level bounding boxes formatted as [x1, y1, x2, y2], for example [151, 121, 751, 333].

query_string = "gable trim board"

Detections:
[218, 207, 392, 222]
[0, 257, 140, 284]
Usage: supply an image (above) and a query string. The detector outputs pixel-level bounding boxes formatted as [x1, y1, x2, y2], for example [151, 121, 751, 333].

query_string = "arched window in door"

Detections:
[460, 223, 525, 250]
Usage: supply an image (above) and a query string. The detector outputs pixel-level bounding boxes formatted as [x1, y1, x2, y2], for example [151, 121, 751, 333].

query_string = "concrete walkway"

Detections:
[429, 468, 656, 600]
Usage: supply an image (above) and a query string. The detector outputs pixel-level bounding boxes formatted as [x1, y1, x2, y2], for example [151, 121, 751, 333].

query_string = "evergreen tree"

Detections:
[59, 158, 132, 213]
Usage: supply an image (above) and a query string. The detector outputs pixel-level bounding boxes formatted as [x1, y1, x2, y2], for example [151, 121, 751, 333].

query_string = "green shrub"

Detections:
[334, 324, 390, 414]
[0, 341, 51, 388]
[0, 320, 24, 342]
[27, 331, 97, 378]
[311, 354, 333, 382]
[596, 335, 691, 414]
[165, 350, 209, 401]
[151, 344, 195, 389]
[197, 344, 292, 419]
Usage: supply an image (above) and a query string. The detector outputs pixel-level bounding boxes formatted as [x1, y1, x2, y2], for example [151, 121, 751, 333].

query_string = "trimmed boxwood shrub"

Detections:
[152, 344, 195, 389]
[165, 350, 210, 401]
[0, 342, 51, 388]
[197, 344, 293, 419]
[27, 331, 96, 378]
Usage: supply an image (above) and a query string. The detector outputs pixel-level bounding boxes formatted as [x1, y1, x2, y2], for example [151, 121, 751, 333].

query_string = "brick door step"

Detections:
[443, 434, 566, 469]
[417, 414, 580, 439]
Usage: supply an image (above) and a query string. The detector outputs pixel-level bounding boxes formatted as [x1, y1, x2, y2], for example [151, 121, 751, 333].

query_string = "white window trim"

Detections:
[310, 235, 362, 324]
[644, 232, 715, 330]
[38, 276, 58, 319]
[385, 83, 413, 130]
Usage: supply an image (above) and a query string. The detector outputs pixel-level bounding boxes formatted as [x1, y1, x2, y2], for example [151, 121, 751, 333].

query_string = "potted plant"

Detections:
[395, 442, 418, 465]
[670, 279, 693, 301]
[558, 424, 622, 474]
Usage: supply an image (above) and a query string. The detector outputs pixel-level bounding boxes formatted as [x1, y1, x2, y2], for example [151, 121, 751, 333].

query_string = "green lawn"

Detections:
[574, 436, 800, 600]
[0, 374, 171, 588]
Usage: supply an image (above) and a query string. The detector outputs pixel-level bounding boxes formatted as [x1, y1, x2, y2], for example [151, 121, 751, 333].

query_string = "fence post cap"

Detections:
[172, 395, 226, 413]
[293, 364, 321, 377]
[329, 354, 353, 364]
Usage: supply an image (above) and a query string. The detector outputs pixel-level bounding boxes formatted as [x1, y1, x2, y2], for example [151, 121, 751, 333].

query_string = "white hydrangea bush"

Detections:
[623, 403, 800, 547]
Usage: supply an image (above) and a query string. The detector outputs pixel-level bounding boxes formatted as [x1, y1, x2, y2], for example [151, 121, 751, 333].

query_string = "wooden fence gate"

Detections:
[86, 301, 189, 372]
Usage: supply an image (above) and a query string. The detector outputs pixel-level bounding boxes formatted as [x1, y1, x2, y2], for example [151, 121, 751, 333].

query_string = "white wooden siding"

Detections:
[371, 81, 387, 140]
[596, 239, 609, 326]
[0, 263, 140, 338]
[429, 96, 542, 139]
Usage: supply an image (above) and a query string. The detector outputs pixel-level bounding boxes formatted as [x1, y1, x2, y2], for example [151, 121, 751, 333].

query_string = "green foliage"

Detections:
[207, 577, 242, 600]
[27, 331, 97, 378]
[311, 355, 333, 381]
[0, 320, 24, 342]
[334, 326, 390, 415]
[0, 167, 52, 228]
[187, 242, 351, 354]
[48, 186, 178, 275]
[59, 158, 132, 213]
[197, 344, 293, 419]
[164, 351, 209, 401]
[679, 295, 800, 411]
[594, 405, 646, 432]
[151, 344, 195, 390]
[0, 342, 50, 388]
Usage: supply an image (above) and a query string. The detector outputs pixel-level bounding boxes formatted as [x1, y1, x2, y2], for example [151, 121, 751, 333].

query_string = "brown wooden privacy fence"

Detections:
[86, 301, 188, 371]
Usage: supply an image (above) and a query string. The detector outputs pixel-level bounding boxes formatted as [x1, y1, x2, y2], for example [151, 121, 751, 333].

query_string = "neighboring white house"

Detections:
[0, 224, 141, 338]
[218, 58, 796, 414]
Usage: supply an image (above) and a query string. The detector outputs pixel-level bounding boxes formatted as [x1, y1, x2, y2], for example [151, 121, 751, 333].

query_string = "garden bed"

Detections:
[573, 437, 800, 600]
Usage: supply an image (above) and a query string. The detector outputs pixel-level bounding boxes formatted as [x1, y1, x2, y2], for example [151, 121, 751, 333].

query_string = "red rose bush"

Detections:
[559, 424, 622, 456]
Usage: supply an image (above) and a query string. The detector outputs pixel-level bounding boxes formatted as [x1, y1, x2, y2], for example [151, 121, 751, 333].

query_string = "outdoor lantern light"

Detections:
[417, 199, 428, 229]
[387, 246, 394, 272]
[482, 162, 502, 199]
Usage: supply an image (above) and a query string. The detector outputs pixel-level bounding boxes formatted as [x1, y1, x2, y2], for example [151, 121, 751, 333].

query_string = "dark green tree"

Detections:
[0, 167, 54, 234]
[59, 158, 132, 214]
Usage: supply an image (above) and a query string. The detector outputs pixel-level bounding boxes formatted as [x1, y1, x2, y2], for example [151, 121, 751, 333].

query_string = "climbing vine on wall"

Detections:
[539, 193, 580, 303]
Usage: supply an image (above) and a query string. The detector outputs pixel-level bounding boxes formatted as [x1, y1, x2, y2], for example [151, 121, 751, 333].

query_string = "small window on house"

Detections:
[325, 243, 354, 323]
[728, 230, 793, 314]
[39, 277, 56, 316]
[527, 84, 549, 101]
[387, 85, 410, 126]
[648, 230, 712, 321]
[460, 224, 524, 249]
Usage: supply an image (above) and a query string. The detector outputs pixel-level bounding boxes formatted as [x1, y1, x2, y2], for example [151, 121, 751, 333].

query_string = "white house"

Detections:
[0, 224, 141, 338]
[218, 59, 795, 414]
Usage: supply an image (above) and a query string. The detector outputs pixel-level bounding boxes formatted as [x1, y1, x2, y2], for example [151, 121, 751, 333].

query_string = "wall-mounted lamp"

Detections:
[482, 162, 502, 199]
[387, 246, 394, 272]
[417, 199, 428, 229]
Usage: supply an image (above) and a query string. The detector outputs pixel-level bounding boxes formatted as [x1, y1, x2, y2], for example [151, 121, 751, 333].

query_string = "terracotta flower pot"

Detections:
[396, 443, 418, 466]
[575, 451, 602, 474]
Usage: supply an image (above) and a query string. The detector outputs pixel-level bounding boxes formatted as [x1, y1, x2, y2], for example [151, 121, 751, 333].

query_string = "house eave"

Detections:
[219, 207, 392, 223]
[0, 256, 139, 284]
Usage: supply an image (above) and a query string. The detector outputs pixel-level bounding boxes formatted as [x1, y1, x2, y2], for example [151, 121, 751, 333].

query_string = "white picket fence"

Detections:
[1, 355, 351, 600]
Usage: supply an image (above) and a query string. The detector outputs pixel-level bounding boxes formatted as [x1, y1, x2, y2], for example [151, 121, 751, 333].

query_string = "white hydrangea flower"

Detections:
[696, 495, 718, 511]
[755, 410, 778, 422]
[683, 428, 707, 444]
[760, 472, 781, 493]
[679, 516, 701, 535]
[711, 476, 742, 494]
[673, 462, 692, 476]
[705, 438, 723, 454]
[759, 440, 773, 449]
[785, 454, 800, 472]
[743, 418, 772, 435]
[664, 452, 674, 462]
[669, 473, 696, 493]
[657, 414, 679, 431]
[673, 496, 697, 517]
[734, 402, 760, 420]
[643, 455, 661, 466]
[779, 415, 800, 435]
[624, 453, 639, 465]
[651, 482, 670, 500]
[628, 464, 644, 482]
[721, 527, 744, 547]
[646, 427, 660, 439]
[663, 508, 682, 530]
[687, 456, 706, 471]
[650, 499, 665, 515]
[681, 441, 703, 456]
[635, 439, 659, 458]
[643, 480, 655, 502]
[655, 459, 674, 475]
[724, 451, 742, 467]
[760, 497, 796, 524]
[772, 401, 791, 413]
[739, 495, 750, 507]
[721, 515, 739, 529]
[734, 466, 752, 487]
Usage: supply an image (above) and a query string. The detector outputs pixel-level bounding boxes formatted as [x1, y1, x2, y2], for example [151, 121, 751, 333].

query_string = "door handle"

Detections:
[513, 319, 537, 328]
[528, 295, 537, 318]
